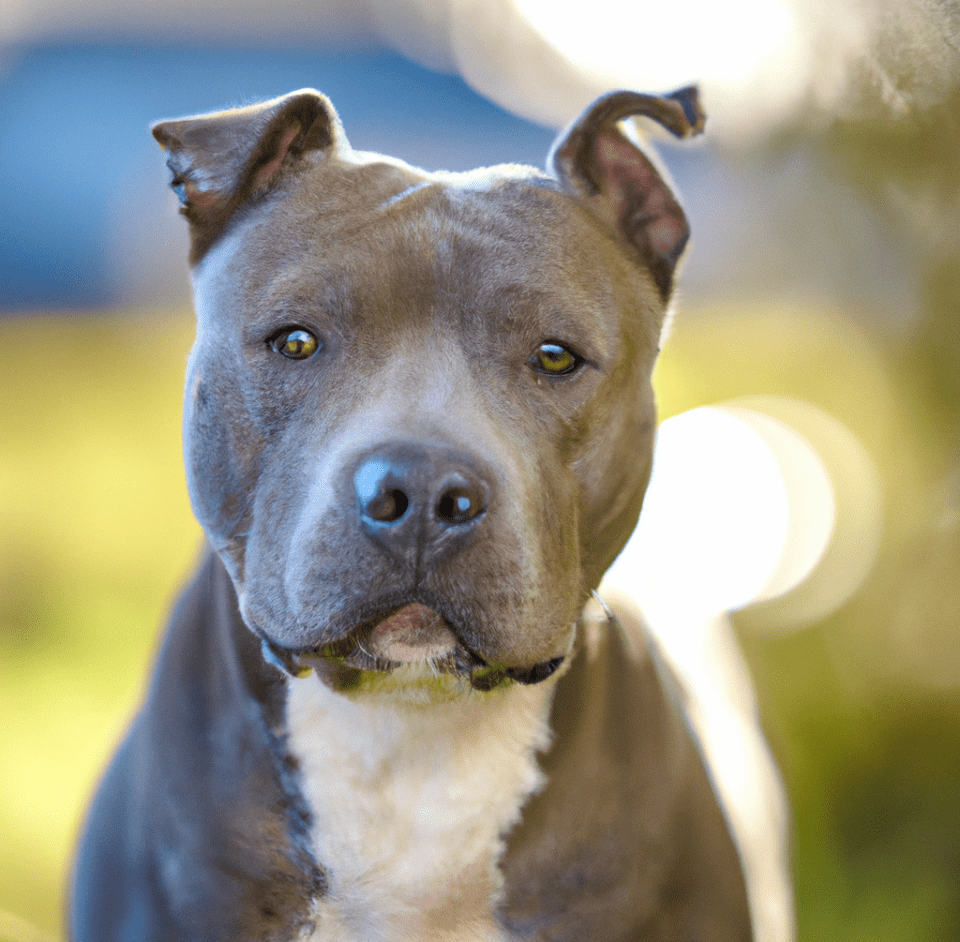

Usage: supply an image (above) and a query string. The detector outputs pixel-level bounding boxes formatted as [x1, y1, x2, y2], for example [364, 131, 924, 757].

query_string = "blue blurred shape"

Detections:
[0, 44, 554, 311]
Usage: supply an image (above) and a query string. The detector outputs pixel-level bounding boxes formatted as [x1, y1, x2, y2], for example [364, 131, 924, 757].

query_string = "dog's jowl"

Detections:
[70, 87, 757, 941]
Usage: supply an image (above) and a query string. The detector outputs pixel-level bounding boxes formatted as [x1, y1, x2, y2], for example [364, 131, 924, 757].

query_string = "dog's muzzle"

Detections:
[257, 440, 565, 688]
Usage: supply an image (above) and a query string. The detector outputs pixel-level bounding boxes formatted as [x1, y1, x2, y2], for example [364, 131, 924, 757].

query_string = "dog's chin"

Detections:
[258, 602, 567, 692]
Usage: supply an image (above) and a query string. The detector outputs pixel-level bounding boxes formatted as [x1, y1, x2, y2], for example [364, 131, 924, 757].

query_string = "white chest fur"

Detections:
[286, 667, 556, 942]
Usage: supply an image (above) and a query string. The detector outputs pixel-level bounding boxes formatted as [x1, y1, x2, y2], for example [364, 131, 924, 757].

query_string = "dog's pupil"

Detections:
[278, 329, 317, 359]
[538, 344, 574, 373]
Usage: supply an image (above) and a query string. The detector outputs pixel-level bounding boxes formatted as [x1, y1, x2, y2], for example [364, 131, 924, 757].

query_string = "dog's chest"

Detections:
[286, 670, 554, 942]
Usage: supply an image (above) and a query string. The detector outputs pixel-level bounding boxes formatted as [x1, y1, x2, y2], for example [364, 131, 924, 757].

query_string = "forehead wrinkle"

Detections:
[260, 261, 353, 315]
[378, 179, 436, 211]
[254, 212, 442, 332]
[421, 217, 619, 353]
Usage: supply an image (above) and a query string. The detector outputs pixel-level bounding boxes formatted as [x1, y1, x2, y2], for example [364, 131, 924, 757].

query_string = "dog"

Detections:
[70, 85, 759, 942]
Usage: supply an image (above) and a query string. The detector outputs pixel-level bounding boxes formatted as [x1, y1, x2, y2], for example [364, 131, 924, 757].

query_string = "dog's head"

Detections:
[153, 87, 703, 692]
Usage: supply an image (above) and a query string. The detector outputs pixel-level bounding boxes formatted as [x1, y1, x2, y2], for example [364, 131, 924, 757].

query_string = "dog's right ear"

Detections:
[152, 89, 342, 262]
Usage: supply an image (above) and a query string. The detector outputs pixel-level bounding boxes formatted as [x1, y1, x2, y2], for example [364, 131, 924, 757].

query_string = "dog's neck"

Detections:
[285, 664, 558, 942]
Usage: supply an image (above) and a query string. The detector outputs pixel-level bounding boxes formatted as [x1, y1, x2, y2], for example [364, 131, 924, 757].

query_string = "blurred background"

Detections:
[1, 1, 958, 940]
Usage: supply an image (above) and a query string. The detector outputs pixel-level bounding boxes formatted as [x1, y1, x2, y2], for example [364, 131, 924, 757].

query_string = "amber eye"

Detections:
[269, 328, 320, 360]
[529, 342, 582, 376]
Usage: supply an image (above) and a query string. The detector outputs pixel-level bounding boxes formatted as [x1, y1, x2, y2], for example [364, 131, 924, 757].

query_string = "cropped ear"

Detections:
[550, 87, 705, 299]
[152, 89, 342, 263]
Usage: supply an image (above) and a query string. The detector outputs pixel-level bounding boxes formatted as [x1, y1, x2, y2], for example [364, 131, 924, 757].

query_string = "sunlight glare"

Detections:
[514, 0, 803, 104]
[604, 406, 801, 623]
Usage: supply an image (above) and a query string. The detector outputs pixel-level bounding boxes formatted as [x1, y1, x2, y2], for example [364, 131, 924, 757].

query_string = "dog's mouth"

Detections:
[259, 602, 564, 691]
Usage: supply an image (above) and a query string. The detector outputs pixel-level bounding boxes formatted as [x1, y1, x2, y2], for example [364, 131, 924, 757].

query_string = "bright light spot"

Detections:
[733, 395, 883, 629]
[725, 406, 835, 605]
[603, 406, 802, 622]
[601, 397, 881, 628]
[513, 0, 809, 133]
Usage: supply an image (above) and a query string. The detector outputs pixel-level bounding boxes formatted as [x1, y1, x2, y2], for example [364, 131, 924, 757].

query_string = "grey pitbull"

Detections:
[70, 86, 754, 941]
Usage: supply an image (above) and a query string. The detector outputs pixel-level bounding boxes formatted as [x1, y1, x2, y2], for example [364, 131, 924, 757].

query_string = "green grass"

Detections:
[0, 309, 201, 939]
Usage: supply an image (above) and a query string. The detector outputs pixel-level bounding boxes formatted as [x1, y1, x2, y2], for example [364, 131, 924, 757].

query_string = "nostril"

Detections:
[436, 486, 484, 525]
[355, 458, 411, 524]
[366, 488, 409, 523]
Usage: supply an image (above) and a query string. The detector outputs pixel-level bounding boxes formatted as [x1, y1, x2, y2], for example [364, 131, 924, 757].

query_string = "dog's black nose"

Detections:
[352, 445, 488, 565]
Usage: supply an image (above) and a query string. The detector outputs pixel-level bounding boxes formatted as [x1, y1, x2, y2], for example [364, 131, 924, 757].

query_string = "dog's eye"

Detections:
[268, 328, 320, 360]
[529, 342, 582, 377]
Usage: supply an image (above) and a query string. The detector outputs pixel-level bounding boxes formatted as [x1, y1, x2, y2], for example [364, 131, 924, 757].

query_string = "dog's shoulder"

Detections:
[500, 606, 754, 941]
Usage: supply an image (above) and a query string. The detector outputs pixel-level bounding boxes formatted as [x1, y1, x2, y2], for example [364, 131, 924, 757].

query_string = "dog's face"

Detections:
[153, 89, 703, 690]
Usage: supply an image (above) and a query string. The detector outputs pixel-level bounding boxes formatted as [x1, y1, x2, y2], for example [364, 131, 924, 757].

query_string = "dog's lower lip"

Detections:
[365, 603, 457, 662]
[314, 603, 458, 666]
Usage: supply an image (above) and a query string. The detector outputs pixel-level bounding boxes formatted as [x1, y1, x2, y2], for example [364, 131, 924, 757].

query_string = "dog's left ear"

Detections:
[152, 89, 341, 262]
[550, 87, 705, 299]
